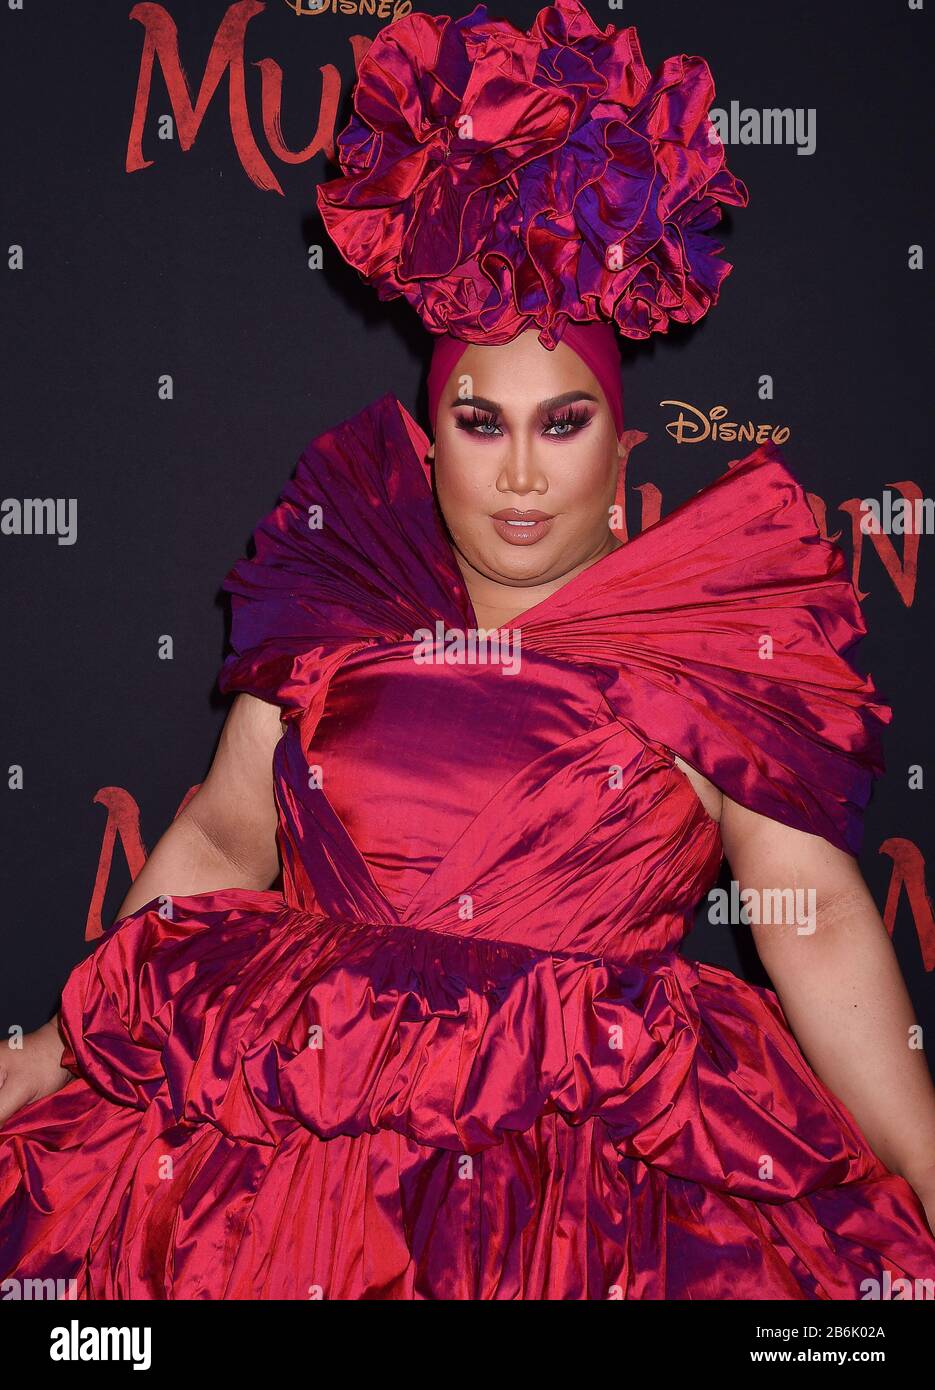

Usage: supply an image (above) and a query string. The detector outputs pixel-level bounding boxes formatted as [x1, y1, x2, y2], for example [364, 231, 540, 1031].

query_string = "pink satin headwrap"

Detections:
[427, 322, 624, 437]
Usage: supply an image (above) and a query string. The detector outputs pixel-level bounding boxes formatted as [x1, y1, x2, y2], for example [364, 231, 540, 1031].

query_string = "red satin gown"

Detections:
[1, 392, 934, 1300]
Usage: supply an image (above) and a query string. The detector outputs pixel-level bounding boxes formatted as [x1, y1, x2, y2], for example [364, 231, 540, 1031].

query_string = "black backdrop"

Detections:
[2, 1, 933, 1083]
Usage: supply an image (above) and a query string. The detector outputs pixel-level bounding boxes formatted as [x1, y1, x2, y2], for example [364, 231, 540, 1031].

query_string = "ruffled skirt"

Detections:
[1, 890, 933, 1299]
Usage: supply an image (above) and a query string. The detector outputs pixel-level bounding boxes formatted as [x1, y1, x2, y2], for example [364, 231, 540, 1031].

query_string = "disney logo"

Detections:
[283, 0, 412, 16]
[660, 400, 791, 446]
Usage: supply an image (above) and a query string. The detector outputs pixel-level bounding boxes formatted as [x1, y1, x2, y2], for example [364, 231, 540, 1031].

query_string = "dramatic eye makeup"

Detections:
[454, 406, 502, 437]
[451, 391, 597, 439]
[544, 403, 591, 435]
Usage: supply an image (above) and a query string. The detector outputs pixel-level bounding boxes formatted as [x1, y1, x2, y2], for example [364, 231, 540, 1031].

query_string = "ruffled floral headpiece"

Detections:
[316, 0, 749, 349]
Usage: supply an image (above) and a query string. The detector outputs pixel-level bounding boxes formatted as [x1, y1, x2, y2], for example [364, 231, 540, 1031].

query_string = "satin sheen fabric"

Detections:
[314, 0, 750, 347]
[1, 393, 933, 1300]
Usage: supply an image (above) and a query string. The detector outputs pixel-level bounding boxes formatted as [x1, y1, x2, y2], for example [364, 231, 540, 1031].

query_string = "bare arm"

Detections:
[1, 693, 284, 1122]
[115, 691, 284, 917]
[720, 793, 935, 1225]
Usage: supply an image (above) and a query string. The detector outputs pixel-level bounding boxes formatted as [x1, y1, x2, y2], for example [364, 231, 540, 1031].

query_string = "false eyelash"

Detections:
[454, 407, 500, 434]
[454, 405, 591, 436]
[547, 405, 589, 431]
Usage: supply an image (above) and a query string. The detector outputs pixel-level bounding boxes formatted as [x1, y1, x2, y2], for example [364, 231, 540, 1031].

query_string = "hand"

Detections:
[0, 1018, 72, 1127]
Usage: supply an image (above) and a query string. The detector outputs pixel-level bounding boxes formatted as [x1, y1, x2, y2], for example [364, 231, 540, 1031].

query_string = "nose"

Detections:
[496, 436, 549, 499]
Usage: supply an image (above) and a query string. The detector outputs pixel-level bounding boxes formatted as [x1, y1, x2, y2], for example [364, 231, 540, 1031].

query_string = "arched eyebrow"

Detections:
[447, 389, 599, 413]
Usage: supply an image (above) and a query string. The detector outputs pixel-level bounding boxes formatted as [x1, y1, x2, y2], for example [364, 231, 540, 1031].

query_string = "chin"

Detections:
[484, 542, 568, 586]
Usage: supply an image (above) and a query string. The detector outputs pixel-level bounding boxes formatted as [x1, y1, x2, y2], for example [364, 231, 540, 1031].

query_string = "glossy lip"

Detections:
[491, 508, 553, 522]
[490, 509, 555, 546]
